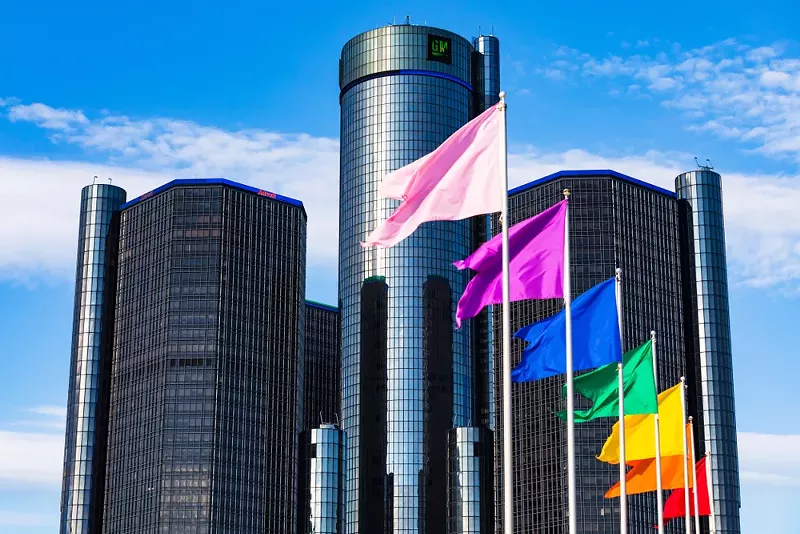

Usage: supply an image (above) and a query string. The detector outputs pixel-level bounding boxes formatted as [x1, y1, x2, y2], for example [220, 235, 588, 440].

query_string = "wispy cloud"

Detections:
[2, 100, 800, 289]
[537, 39, 800, 161]
[24, 406, 67, 418]
[9, 103, 89, 131]
[0, 102, 340, 281]
[506, 148, 800, 290]
[0, 511, 57, 527]
[738, 432, 800, 486]
[0, 431, 63, 487]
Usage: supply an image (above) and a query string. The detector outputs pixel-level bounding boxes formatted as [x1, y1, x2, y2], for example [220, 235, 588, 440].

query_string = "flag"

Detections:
[605, 440, 694, 497]
[663, 457, 711, 521]
[453, 201, 567, 327]
[362, 105, 504, 248]
[511, 277, 622, 383]
[556, 339, 657, 422]
[597, 383, 684, 464]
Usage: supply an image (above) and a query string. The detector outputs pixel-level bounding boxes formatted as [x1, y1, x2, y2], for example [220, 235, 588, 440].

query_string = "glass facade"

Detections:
[304, 301, 341, 428]
[447, 427, 494, 534]
[298, 425, 346, 534]
[676, 170, 741, 533]
[60, 183, 127, 534]
[102, 181, 307, 534]
[338, 24, 499, 534]
[495, 172, 691, 533]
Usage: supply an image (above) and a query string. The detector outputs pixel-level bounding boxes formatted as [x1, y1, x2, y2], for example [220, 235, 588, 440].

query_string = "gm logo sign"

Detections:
[427, 35, 452, 65]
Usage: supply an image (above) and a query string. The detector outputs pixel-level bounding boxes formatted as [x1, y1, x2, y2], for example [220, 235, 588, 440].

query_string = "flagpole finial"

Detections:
[499, 91, 506, 100]
[563, 188, 570, 199]
[689, 416, 694, 422]
[615, 267, 622, 279]
[650, 329, 656, 339]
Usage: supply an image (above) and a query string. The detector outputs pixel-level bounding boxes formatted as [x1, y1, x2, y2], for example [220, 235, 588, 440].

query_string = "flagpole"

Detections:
[615, 268, 627, 534]
[498, 91, 514, 534]
[563, 188, 576, 534]
[651, 330, 665, 533]
[680, 376, 691, 533]
[689, 416, 701, 534]
[706, 450, 716, 534]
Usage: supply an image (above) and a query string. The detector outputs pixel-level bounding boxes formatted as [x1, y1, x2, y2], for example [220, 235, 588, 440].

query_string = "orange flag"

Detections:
[605, 424, 694, 498]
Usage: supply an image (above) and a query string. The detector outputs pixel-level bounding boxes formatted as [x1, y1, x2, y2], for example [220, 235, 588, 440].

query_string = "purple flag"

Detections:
[454, 200, 567, 328]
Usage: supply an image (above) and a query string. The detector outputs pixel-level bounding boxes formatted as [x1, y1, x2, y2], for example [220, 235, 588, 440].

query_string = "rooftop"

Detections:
[509, 169, 676, 198]
[306, 300, 338, 312]
[120, 178, 305, 211]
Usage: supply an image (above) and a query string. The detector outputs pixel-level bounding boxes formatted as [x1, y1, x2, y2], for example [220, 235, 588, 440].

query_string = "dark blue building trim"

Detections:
[121, 178, 305, 210]
[509, 169, 676, 198]
[306, 300, 338, 312]
[340, 69, 473, 98]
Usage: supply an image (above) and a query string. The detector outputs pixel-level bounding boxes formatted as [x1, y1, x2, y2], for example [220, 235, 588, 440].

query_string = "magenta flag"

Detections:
[361, 105, 504, 248]
[454, 200, 567, 328]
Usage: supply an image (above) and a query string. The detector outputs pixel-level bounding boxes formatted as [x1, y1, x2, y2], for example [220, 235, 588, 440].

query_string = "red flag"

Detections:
[663, 456, 711, 522]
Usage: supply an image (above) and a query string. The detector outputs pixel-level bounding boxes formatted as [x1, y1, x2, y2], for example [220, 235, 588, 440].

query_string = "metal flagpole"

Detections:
[680, 376, 691, 533]
[651, 331, 665, 533]
[497, 91, 514, 534]
[615, 268, 627, 534]
[689, 417, 701, 534]
[563, 188, 576, 534]
[706, 450, 717, 534]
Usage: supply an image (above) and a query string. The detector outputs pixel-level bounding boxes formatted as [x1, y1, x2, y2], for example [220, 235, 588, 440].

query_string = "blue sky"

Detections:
[1, 0, 800, 532]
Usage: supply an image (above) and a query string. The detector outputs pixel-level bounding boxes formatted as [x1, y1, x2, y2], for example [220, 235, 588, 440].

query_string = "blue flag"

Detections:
[511, 277, 622, 383]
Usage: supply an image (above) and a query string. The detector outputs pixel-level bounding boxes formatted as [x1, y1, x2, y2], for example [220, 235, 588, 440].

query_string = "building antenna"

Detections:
[92, 175, 97, 184]
[393, 14, 396, 25]
[694, 156, 714, 170]
[405, 14, 410, 25]
[108, 177, 112, 183]
[333, 413, 340, 428]
[491, 26, 495, 36]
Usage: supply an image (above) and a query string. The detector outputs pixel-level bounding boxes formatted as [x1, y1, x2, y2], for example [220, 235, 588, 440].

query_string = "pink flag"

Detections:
[361, 105, 504, 248]
[454, 200, 567, 328]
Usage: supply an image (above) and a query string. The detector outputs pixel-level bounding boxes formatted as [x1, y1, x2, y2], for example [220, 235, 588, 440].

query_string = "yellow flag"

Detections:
[597, 382, 684, 464]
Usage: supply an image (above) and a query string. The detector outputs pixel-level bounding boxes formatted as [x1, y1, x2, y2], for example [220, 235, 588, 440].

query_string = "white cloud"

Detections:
[0, 105, 340, 281]
[9, 103, 89, 131]
[0, 511, 57, 527]
[0, 431, 63, 487]
[506, 148, 800, 289]
[538, 39, 800, 161]
[737, 432, 800, 486]
[2, 99, 800, 289]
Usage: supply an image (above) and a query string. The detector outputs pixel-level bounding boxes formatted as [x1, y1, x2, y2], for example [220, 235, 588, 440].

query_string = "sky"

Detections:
[1, 0, 799, 532]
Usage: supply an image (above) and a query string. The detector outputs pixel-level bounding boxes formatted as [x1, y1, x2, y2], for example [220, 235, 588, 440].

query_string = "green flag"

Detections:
[556, 339, 657, 423]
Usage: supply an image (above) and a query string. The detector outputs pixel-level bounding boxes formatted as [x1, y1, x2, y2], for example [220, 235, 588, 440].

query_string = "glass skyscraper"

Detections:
[495, 171, 696, 533]
[676, 169, 741, 533]
[60, 183, 127, 534]
[303, 301, 341, 428]
[100, 179, 307, 534]
[338, 23, 500, 534]
[298, 301, 343, 534]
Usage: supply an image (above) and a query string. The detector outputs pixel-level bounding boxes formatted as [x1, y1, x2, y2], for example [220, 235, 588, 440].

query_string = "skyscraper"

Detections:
[60, 183, 127, 534]
[303, 301, 341, 428]
[676, 168, 741, 532]
[495, 170, 697, 533]
[298, 301, 342, 534]
[338, 23, 500, 534]
[100, 179, 307, 534]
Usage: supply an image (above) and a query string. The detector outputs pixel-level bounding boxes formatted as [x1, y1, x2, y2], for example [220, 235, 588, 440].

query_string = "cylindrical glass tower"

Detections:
[447, 427, 494, 534]
[338, 23, 499, 534]
[676, 169, 741, 533]
[60, 183, 127, 534]
[302, 425, 346, 534]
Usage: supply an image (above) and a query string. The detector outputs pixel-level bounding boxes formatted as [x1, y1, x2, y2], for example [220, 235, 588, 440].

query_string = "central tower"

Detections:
[338, 23, 500, 534]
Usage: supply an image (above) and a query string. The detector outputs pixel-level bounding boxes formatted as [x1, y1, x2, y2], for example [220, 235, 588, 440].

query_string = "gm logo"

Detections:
[427, 34, 452, 65]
